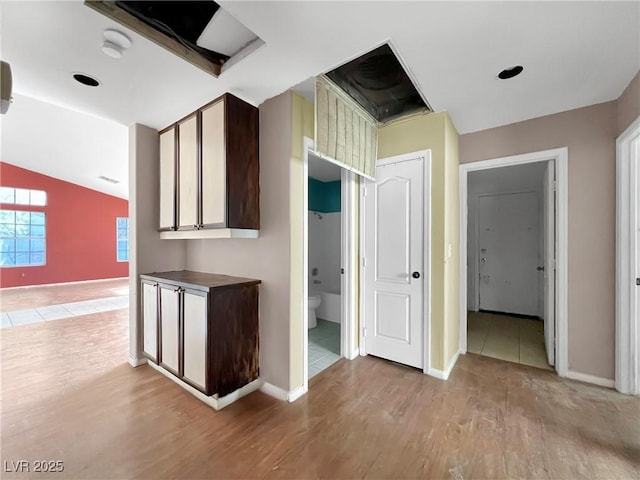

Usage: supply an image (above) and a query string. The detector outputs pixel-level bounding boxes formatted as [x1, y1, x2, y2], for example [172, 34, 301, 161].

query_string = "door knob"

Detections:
[412, 272, 420, 279]
[537, 266, 544, 271]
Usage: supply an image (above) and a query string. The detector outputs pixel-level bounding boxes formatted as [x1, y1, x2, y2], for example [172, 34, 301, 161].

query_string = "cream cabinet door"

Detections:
[201, 100, 226, 227]
[142, 280, 158, 361]
[182, 290, 208, 391]
[178, 114, 199, 229]
[159, 127, 176, 230]
[160, 285, 180, 375]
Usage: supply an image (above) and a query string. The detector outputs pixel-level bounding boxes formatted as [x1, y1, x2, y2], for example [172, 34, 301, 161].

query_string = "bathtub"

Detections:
[315, 287, 341, 324]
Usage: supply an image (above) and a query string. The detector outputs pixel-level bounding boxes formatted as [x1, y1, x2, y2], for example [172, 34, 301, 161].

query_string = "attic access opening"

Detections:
[325, 43, 432, 123]
[85, 1, 262, 77]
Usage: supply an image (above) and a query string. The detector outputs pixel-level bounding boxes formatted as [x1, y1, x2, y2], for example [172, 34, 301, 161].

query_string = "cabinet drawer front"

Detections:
[159, 127, 176, 230]
[142, 281, 158, 361]
[201, 100, 226, 227]
[182, 291, 208, 391]
[160, 287, 180, 374]
[178, 115, 199, 229]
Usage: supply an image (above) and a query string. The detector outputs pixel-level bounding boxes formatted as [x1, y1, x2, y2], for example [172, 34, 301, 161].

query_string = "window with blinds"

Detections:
[315, 76, 378, 180]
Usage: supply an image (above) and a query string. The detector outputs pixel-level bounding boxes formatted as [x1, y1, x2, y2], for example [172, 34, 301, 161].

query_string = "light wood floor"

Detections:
[1, 306, 638, 478]
[0, 278, 129, 311]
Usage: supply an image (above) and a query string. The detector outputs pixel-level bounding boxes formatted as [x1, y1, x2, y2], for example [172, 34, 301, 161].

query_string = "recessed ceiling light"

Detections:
[497, 65, 524, 80]
[73, 73, 100, 87]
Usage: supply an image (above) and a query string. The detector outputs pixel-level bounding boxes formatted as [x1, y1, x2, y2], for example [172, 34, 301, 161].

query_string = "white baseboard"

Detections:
[147, 361, 262, 410]
[346, 347, 360, 360]
[427, 349, 461, 381]
[260, 381, 289, 401]
[128, 356, 148, 367]
[287, 385, 307, 402]
[260, 382, 309, 402]
[564, 370, 615, 389]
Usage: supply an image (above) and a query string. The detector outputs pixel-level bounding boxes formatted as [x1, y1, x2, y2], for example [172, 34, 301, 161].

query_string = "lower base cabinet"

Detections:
[141, 270, 260, 397]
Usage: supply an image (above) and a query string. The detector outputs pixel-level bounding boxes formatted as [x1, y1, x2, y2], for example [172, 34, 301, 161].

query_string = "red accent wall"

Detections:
[0, 162, 129, 288]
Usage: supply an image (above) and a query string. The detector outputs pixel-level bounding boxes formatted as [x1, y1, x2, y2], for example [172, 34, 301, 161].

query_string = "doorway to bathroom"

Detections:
[303, 137, 358, 388]
[308, 160, 342, 378]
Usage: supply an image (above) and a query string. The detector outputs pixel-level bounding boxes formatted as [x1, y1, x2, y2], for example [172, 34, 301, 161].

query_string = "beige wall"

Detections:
[185, 92, 293, 391]
[460, 101, 618, 379]
[378, 112, 460, 372]
[128, 124, 186, 363]
[617, 70, 640, 135]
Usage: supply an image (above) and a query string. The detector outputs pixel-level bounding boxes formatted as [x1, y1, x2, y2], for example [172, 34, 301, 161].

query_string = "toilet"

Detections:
[308, 294, 321, 329]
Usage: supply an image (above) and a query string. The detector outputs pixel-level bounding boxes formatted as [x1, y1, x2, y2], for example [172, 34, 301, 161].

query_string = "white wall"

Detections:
[467, 163, 545, 313]
[308, 211, 341, 294]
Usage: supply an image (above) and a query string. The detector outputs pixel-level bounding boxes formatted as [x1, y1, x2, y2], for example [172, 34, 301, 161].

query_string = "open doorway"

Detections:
[459, 148, 568, 376]
[307, 151, 343, 378]
[302, 137, 358, 389]
[466, 163, 549, 369]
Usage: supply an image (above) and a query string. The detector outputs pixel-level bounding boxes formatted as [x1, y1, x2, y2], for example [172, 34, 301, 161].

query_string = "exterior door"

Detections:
[543, 161, 556, 365]
[478, 191, 540, 316]
[364, 156, 424, 369]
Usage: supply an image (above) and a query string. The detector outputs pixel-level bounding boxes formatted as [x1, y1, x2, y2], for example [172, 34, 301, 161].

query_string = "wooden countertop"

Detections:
[140, 270, 261, 292]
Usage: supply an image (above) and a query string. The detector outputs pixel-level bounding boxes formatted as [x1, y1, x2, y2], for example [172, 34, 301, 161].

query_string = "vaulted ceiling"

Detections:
[1, 1, 638, 198]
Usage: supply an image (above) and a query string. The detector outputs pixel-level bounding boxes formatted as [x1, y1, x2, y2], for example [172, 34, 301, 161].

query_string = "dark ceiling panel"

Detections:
[326, 44, 431, 123]
[116, 1, 229, 64]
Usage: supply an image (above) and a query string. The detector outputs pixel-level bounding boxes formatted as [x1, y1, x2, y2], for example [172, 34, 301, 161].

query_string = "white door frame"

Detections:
[302, 137, 358, 395]
[616, 116, 640, 395]
[459, 148, 569, 377]
[359, 150, 432, 373]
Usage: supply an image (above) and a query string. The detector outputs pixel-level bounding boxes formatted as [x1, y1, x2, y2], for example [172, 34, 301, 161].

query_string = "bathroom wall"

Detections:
[308, 211, 341, 294]
[309, 176, 341, 294]
[309, 177, 341, 213]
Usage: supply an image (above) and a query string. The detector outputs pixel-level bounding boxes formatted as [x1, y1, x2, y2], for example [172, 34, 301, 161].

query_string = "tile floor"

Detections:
[467, 311, 552, 370]
[308, 318, 341, 378]
[1, 295, 129, 328]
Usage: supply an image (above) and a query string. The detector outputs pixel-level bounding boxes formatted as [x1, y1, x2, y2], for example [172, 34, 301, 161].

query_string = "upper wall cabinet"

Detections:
[159, 93, 259, 239]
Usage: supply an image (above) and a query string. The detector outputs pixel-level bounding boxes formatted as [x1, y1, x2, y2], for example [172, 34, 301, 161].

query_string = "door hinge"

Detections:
[362, 257, 367, 268]
[363, 327, 367, 337]
[362, 186, 367, 197]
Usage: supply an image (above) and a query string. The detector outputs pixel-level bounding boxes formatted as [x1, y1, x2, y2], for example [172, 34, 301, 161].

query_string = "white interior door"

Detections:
[543, 162, 556, 365]
[633, 134, 640, 379]
[364, 156, 424, 369]
[478, 191, 540, 316]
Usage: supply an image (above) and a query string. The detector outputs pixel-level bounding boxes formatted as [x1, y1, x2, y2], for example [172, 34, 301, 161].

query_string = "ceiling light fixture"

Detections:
[497, 65, 524, 79]
[73, 73, 101, 87]
[102, 28, 132, 59]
